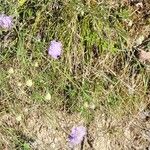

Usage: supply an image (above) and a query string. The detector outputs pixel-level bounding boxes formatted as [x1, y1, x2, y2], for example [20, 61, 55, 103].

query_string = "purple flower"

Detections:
[68, 126, 87, 147]
[48, 40, 62, 59]
[0, 14, 13, 29]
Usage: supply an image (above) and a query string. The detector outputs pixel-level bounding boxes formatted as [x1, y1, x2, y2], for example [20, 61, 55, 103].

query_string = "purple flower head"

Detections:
[0, 14, 13, 29]
[48, 40, 62, 59]
[68, 126, 86, 147]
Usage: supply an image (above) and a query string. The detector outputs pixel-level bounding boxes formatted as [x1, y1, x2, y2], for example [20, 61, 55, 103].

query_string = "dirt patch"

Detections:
[0, 106, 85, 150]
[1, 103, 149, 150]
[88, 103, 150, 150]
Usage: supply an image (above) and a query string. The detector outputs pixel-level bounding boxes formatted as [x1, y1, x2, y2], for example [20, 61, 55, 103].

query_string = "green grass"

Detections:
[1, 0, 150, 149]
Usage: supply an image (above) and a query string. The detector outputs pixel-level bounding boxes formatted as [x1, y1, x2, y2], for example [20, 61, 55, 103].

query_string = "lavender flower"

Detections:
[48, 40, 62, 59]
[68, 126, 86, 148]
[0, 14, 13, 29]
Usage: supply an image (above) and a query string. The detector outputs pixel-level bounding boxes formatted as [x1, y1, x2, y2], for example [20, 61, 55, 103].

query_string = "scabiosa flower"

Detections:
[68, 126, 87, 148]
[0, 14, 13, 29]
[48, 40, 62, 59]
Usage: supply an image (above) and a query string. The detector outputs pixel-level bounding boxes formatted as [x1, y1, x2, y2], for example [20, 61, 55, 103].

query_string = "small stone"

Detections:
[139, 110, 150, 120]
[124, 127, 131, 139]
[34, 62, 39, 67]
[51, 143, 56, 148]
[16, 115, 22, 122]
[54, 138, 59, 143]
[26, 79, 33, 87]
[45, 93, 51, 101]
[89, 103, 96, 110]
[135, 2, 143, 9]
[136, 35, 144, 45]
[128, 20, 133, 27]
[8, 67, 14, 74]
[24, 108, 28, 113]
[17, 82, 22, 87]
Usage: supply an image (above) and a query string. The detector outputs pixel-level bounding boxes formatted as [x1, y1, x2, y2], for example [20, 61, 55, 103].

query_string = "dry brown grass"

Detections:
[1, 0, 150, 149]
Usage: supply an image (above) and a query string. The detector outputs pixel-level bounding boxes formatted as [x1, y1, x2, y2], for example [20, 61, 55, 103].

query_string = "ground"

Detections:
[0, 0, 150, 150]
